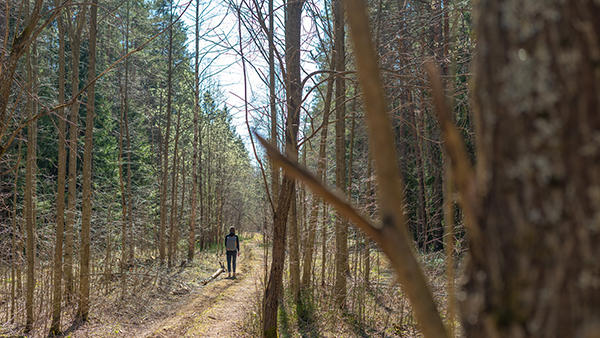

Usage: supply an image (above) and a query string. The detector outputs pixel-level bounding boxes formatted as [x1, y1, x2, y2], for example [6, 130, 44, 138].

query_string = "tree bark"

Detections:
[262, 0, 304, 335]
[443, 156, 456, 337]
[168, 109, 181, 268]
[269, 0, 279, 202]
[118, 72, 128, 294]
[333, 0, 347, 308]
[24, 13, 37, 328]
[320, 184, 328, 288]
[11, 140, 22, 324]
[301, 74, 333, 289]
[50, 0, 67, 332]
[159, 6, 174, 265]
[64, 5, 86, 299]
[177, 149, 186, 263]
[363, 155, 372, 288]
[289, 188, 300, 300]
[77, 0, 97, 321]
[189, 0, 201, 263]
[461, 0, 600, 336]
[124, 9, 134, 263]
[118, 8, 128, 290]
[412, 91, 428, 250]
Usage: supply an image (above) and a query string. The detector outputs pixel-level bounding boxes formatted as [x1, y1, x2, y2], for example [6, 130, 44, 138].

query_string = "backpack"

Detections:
[226, 235, 237, 251]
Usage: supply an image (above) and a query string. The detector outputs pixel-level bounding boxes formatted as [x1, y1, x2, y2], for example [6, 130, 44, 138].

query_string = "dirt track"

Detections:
[142, 240, 262, 338]
[58, 238, 264, 338]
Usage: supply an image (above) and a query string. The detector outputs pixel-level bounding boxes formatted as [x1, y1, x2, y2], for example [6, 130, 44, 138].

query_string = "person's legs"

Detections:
[232, 252, 237, 276]
[226, 251, 233, 277]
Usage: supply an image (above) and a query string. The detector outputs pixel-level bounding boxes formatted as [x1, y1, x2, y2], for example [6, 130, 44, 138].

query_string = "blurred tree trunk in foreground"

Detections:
[462, 0, 600, 336]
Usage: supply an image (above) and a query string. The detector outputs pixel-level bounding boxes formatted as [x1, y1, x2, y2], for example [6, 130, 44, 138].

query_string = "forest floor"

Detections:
[62, 236, 263, 338]
[1, 233, 439, 337]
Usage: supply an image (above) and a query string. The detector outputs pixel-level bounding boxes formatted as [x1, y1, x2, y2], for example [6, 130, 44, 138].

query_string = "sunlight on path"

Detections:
[145, 237, 263, 338]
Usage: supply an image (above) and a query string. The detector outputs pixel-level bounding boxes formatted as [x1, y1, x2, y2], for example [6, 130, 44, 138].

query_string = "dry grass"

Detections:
[237, 247, 462, 338]
[0, 239, 243, 337]
[0, 234, 461, 338]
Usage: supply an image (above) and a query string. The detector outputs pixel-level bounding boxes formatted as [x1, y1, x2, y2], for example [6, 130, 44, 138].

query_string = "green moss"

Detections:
[263, 325, 278, 338]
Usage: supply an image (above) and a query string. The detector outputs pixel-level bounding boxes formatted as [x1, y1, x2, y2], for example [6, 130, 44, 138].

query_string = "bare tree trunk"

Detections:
[262, 177, 294, 338]
[262, 0, 304, 335]
[50, 1, 67, 333]
[188, 0, 201, 263]
[198, 115, 204, 251]
[118, 15, 128, 291]
[124, 10, 134, 263]
[429, 142, 444, 252]
[443, 156, 455, 337]
[159, 6, 174, 265]
[64, 6, 87, 299]
[104, 208, 113, 294]
[459, 0, 600, 336]
[118, 76, 127, 294]
[11, 140, 22, 324]
[77, 0, 97, 321]
[333, 0, 347, 308]
[410, 90, 428, 249]
[363, 155, 372, 288]
[320, 202, 328, 288]
[168, 109, 181, 268]
[24, 18, 36, 331]
[346, 109, 356, 308]
[177, 149, 186, 264]
[269, 0, 279, 202]
[289, 189, 300, 300]
[301, 74, 333, 289]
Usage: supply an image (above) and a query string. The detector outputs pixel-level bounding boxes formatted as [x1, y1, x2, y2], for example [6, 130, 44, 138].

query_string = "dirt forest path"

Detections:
[140, 238, 263, 338]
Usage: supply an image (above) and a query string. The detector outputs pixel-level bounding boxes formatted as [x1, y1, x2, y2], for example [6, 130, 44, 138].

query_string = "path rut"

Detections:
[142, 240, 262, 338]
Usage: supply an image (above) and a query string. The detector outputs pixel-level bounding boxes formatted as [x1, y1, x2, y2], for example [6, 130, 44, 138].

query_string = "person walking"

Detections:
[224, 227, 240, 279]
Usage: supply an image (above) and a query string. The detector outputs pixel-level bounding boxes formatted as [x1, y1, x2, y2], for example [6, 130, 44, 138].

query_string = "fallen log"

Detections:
[201, 262, 226, 285]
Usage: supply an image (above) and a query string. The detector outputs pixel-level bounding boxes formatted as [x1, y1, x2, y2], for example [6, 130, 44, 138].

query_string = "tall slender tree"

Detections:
[333, 0, 347, 308]
[50, 0, 67, 332]
[24, 1, 37, 329]
[188, 0, 201, 263]
[168, 108, 181, 268]
[64, 5, 87, 299]
[269, 0, 279, 201]
[159, 2, 175, 265]
[78, 0, 97, 321]
[262, 0, 304, 335]
[301, 71, 333, 289]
